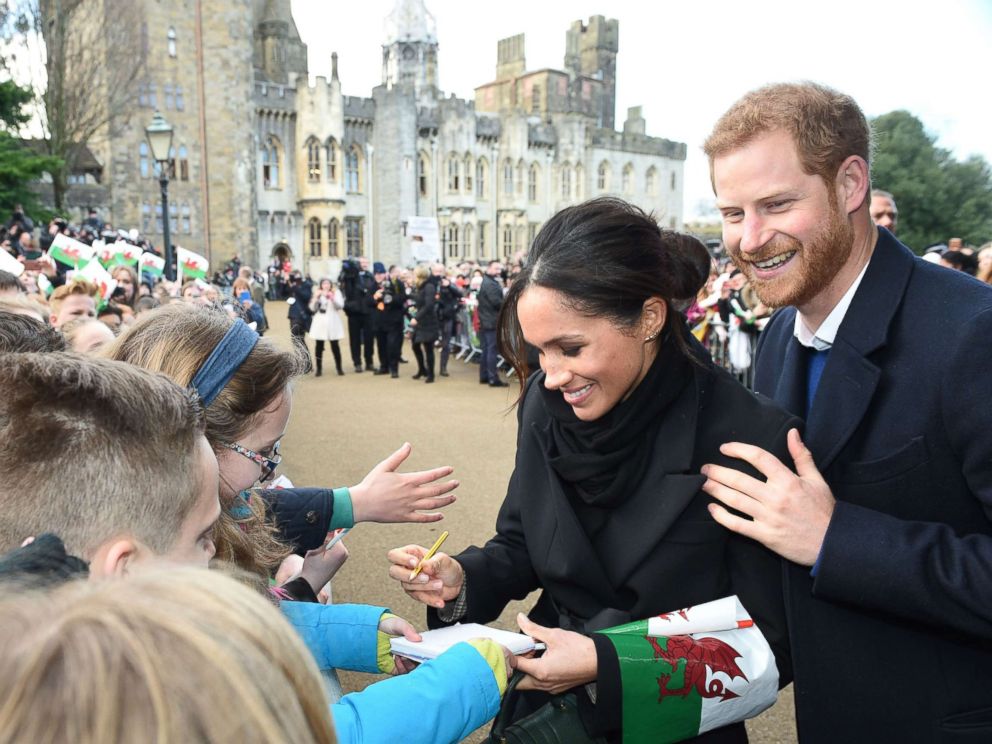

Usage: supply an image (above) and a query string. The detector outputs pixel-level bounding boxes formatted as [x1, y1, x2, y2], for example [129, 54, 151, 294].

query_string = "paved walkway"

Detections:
[266, 302, 796, 743]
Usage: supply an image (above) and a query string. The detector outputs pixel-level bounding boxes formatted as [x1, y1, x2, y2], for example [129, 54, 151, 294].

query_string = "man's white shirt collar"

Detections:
[793, 263, 869, 350]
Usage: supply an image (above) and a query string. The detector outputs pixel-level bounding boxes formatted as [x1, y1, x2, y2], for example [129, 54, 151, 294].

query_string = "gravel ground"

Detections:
[266, 303, 797, 743]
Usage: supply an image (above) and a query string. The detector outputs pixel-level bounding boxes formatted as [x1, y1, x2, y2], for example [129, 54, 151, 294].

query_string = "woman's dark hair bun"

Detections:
[665, 231, 711, 302]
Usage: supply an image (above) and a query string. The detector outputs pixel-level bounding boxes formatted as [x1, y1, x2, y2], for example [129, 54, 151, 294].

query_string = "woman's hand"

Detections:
[386, 544, 464, 609]
[349, 442, 458, 524]
[300, 538, 349, 594]
[513, 614, 598, 694]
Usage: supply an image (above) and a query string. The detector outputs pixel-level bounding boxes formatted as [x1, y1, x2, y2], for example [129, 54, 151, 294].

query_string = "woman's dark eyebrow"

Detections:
[542, 334, 585, 347]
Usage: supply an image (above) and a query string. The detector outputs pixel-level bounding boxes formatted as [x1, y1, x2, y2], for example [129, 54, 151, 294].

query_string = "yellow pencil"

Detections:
[409, 530, 449, 580]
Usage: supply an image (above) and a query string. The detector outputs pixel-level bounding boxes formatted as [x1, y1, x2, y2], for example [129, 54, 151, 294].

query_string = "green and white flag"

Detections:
[177, 246, 208, 280]
[116, 241, 142, 266]
[0, 247, 25, 276]
[95, 239, 121, 267]
[139, 251, 165, 277]
[49, 233, 95, 268]
[600, 596, 778, 743]
[75, 258, 118, 304]
[37, 273, 53, 297]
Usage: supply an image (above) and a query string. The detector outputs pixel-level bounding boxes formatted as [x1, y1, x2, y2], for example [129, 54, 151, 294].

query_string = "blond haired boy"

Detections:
[49, 279, 99, 328]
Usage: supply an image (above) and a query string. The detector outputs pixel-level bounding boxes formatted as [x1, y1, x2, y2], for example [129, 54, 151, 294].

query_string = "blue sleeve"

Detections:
[331, 642, 501, 744]
[281, 600, 386, 672]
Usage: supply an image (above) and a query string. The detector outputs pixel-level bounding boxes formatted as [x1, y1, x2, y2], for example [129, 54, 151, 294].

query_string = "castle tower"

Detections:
[255, 0, 308, 85]
[564, 15, 618, 129]
[382, 0, 438, 104]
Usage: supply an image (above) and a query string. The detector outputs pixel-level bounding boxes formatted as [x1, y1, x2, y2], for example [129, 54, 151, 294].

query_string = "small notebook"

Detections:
[389, 623, 540, 662]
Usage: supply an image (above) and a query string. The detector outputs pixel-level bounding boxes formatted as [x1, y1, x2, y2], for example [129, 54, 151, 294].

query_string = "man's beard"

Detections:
[729, 203, 854, 310]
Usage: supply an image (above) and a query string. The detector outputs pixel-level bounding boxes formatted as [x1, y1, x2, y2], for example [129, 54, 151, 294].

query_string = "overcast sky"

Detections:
[292, 0, 991, 220]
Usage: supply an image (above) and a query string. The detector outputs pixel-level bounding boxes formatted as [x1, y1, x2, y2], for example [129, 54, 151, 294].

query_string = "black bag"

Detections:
[488, 675, 608, 744]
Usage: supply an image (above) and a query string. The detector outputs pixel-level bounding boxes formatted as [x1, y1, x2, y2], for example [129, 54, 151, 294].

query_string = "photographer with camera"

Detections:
[372, 263, 407, 378]
[432, 263, 463, 377]
[339, 256, 376, 373]
[286, 270, 313, 369]
[307, 278, 345, 377]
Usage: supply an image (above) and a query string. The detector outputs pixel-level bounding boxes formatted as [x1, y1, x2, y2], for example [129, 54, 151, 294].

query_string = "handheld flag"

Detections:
[176, 247, 208, 280]
[76, 259, 118, 304]
[49, 233, 95, 269]
[138, 251, 165, 277]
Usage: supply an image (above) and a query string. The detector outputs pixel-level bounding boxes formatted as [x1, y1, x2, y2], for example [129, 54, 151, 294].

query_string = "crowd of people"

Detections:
[283, 255, 519, 387]
[2, 79, 992, 744]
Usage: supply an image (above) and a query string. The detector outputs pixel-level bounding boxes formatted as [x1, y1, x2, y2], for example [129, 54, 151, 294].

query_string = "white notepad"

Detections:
[389, 623, 541, 662]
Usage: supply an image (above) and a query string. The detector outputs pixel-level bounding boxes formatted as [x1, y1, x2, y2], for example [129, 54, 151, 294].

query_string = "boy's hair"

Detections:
[703, 81, 872, 199]
[0, 568, 337, 744]
[0, 353, 206, 557]
[96, 304, 123, 321]
[0, 269, 25, 293]
[49, 279, 100, 316]
[0, 311, 66, 352]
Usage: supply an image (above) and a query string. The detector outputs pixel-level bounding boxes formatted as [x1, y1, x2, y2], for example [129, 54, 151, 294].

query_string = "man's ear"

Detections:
[88, 538, 141, 579]
[836, 155, 870, 215]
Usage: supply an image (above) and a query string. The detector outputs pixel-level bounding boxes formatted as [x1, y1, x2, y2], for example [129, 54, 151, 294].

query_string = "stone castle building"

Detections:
[82, 0, 686, 275]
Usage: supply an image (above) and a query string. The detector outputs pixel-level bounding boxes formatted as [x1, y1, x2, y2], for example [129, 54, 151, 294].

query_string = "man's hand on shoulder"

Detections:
[701, 428, 835, 566]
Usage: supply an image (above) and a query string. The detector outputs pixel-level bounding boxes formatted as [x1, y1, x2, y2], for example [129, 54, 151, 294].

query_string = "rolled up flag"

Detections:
[606, 596, 755, 638]
[49, 233, 95, 269]
[598, 596, 778, 743]
[177, 246, 208, 280]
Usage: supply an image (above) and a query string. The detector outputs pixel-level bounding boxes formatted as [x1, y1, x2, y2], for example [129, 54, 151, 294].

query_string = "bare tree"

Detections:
[3, 0, 145, 210]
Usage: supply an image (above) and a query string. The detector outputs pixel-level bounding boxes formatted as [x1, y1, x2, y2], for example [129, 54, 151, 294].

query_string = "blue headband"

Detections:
[190, 319, 259, 406]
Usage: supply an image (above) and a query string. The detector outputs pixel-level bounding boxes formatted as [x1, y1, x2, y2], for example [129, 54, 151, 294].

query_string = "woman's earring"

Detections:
[644, 330, 659, 342]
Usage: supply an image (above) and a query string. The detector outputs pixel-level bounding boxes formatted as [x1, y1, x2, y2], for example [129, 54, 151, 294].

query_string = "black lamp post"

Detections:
[145, 111, 175, 280]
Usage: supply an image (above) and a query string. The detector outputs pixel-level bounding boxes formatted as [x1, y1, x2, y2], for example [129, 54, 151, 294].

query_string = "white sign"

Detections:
[407, 216, 440, 263]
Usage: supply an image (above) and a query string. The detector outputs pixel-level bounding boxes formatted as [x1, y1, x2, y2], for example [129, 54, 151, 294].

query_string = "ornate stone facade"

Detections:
[81, 0, 686, 275]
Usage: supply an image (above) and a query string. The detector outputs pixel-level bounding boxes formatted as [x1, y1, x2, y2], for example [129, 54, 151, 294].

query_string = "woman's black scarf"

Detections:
[540, 328, 693, 511]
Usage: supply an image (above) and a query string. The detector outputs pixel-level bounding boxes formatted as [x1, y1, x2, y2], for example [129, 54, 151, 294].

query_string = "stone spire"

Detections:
[381, 0, 438, 103]
[383, 0, 438, 46]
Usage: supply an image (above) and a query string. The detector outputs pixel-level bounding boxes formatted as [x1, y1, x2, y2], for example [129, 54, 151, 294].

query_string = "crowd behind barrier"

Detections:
[2, 189, 991, 744]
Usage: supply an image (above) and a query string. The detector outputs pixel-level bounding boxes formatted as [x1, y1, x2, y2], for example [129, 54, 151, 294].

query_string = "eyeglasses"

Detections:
[218, 440, 282, 483]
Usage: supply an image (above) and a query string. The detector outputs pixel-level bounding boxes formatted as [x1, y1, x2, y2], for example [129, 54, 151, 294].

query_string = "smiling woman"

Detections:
[389, 197, 804, 742]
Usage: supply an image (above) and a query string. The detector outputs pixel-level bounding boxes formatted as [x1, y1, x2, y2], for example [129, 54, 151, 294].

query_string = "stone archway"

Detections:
[271, 242, 293, 263]
[267, 242, 293, 299]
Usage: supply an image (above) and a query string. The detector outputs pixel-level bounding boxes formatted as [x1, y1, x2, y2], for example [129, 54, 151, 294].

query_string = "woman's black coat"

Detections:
[430, 358, 801, 742]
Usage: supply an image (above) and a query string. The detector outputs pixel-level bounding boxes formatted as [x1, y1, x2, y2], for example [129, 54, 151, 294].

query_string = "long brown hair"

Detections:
[0, 568, 337, 743]
[104, 303, 308, 575]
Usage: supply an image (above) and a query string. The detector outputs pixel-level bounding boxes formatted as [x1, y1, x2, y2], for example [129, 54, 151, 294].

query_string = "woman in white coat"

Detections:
[308, 278, 345, 377]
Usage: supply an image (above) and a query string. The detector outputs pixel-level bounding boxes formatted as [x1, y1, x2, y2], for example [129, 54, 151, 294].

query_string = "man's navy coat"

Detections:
[754, 228, 992, 741]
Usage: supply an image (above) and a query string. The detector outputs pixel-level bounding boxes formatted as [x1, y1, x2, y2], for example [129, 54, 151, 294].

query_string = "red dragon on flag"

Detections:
[646, 635, 748, 703]
[656, 607, 692, 622]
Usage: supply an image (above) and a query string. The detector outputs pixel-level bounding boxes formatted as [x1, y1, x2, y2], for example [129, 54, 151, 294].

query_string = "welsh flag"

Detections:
[177, 247, 208, 280]
[49, 233, 95, 268]
[116, 241, 142, 266]
[598, 596, 778, 743]
[75, 258, 118, 304]
[95, 239, 121, 267]
[138, 251, 165, 277]
[37, 273, 53, 297]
